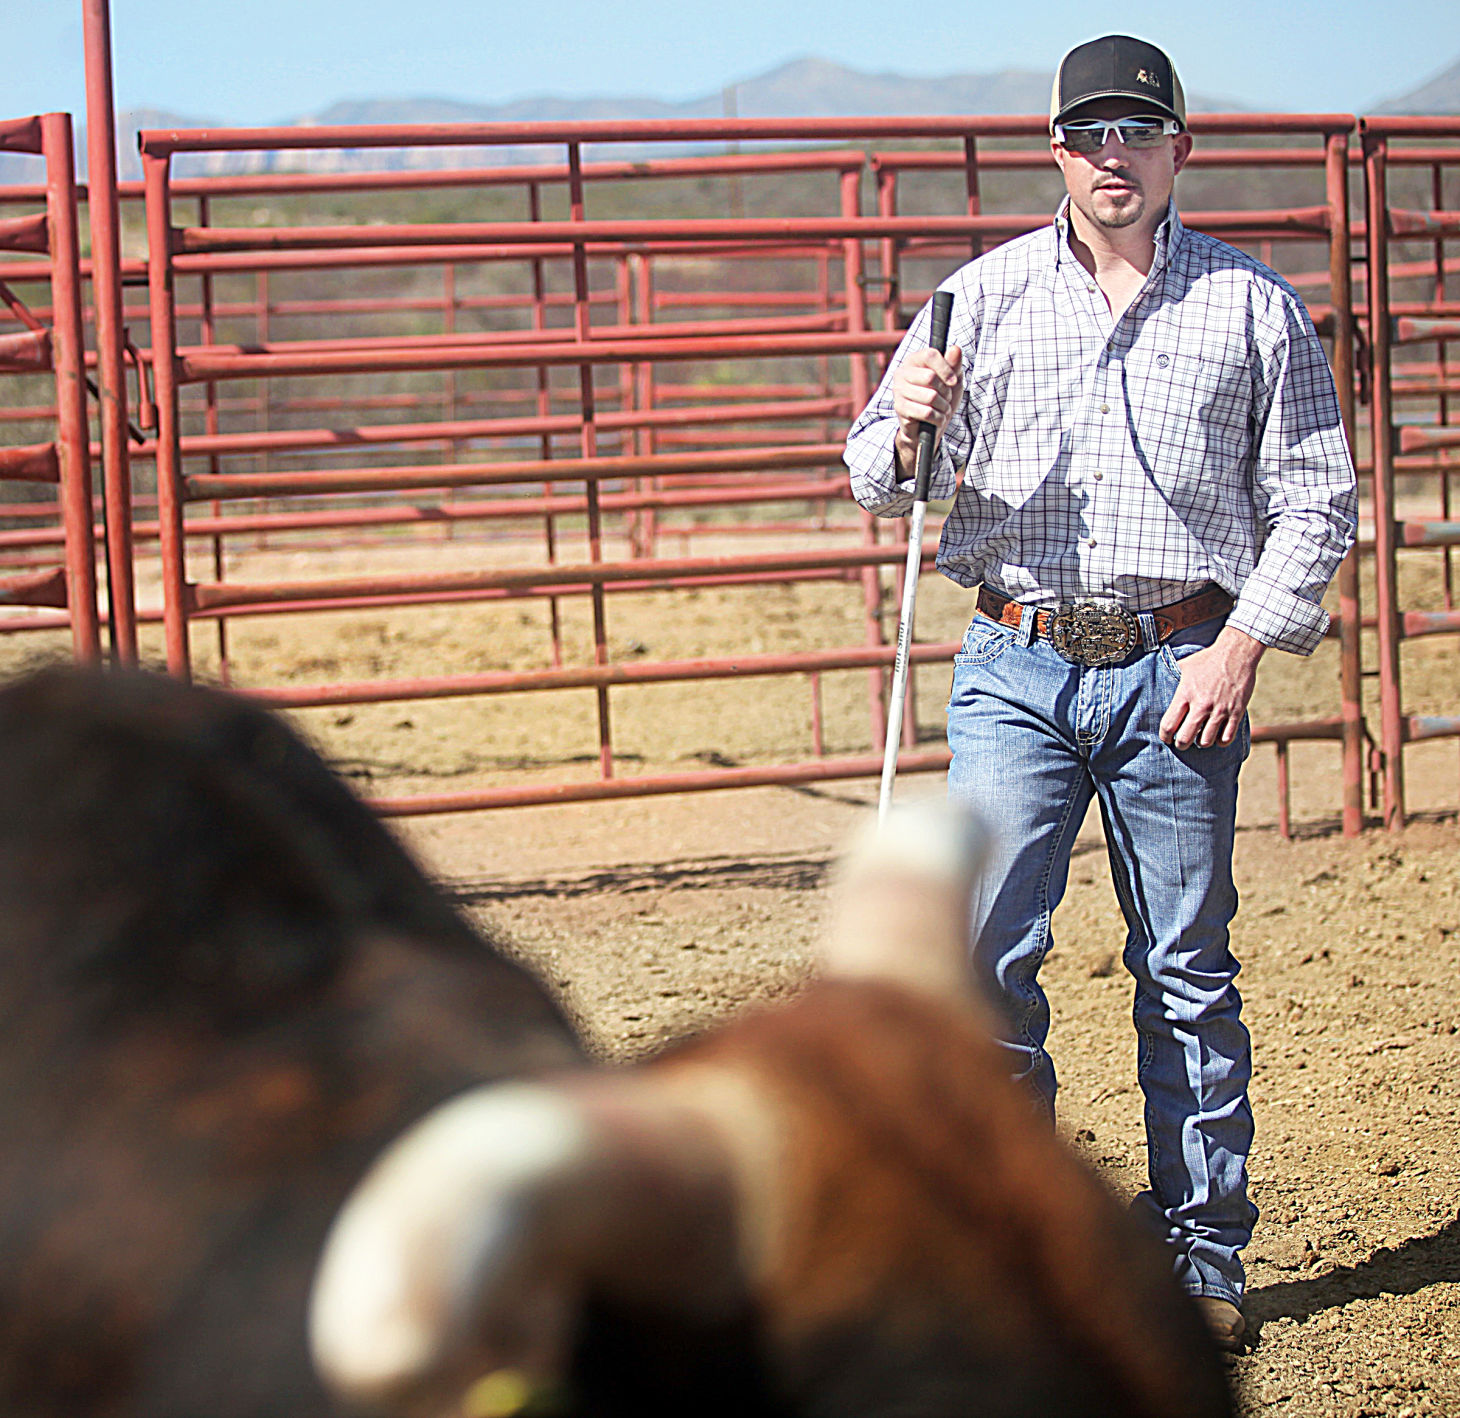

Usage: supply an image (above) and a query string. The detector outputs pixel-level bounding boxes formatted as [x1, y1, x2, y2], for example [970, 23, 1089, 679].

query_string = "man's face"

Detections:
[1050, 98, 1193, 235]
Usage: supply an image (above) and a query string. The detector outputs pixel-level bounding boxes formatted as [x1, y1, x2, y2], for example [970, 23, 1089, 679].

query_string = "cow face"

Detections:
[312, 805, 1233, 1418]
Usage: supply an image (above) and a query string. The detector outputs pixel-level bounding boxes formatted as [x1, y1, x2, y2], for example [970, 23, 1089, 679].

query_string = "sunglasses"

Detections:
[1053, 115, 1181, 155]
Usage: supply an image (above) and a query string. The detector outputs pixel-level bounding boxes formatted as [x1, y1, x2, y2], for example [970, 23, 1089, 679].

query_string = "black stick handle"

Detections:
[913, 290, 955, 503]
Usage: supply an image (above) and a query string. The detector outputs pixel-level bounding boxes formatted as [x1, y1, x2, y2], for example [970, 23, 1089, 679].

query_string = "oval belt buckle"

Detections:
[1047, 599, 1139, 667]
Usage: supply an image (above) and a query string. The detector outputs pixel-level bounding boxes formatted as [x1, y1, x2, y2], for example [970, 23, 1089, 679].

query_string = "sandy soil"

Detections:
[3, 528, 1458, 1415]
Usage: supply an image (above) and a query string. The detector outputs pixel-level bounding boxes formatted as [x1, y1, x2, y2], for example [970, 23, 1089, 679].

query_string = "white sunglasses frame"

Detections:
[1052, 115, 1182, 152]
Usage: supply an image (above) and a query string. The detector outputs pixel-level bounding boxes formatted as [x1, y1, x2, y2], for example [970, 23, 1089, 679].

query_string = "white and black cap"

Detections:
[1050, 34, 1186, 130]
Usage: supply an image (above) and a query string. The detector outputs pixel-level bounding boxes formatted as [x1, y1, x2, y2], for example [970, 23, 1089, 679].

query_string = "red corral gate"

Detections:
[0, 17, 1456, 833]
[0, 113, 100, 661]
[1359, 117, 1460, 830]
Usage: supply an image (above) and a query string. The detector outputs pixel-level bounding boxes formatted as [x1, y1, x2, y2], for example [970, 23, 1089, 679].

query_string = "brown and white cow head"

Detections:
[0, 669, 1230, 1418]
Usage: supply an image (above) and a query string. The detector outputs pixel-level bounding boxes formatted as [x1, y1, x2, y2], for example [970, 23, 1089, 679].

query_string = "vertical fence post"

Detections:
[197, 192, 232, 682]
[875, 163, 900, 330]
[614, 254, 640, 556]
[1275, 739, 1292, 841]
[962, 134, 983, 263]
[839, 167, 871, 413]
[442, 262, 459, 481]
[527, 181, 564, 666]
[872, 162, 920, 750]
[40, 112, 101, 664]
[567, 141, 615, 779]
[631, 251, 658, 558]
[842, 163, 891, 751]
[81, 0, 138, 664]
[1362, 126, 1405, 828]
[1432, 161, 1454, 613]
[1326, 126, 1365, 836]
[816, 248, 835, 512]
[142, 147, 192, 678]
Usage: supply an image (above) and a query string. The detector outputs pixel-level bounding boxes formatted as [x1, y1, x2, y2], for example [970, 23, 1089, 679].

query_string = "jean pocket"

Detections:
[954, 617, 1013, 666]
[1156, 620, 1224, 681]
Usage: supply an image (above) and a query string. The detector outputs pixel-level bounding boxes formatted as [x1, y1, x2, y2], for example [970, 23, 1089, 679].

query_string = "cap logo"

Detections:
[1135, 68, 1159, 85]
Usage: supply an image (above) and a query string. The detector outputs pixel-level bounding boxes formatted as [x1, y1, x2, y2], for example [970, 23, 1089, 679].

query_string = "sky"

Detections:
[11, 0, 1459, 125]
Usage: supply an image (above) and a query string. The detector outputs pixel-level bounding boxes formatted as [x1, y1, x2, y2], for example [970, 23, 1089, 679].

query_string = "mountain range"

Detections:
[1372, 53, 1460, 113]
[1, 53, 1457, 184]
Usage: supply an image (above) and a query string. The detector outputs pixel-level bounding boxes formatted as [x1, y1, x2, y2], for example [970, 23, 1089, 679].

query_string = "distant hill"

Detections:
[0, 107, 212, 187]
[702, 57, 1063, 120]
[16, 51, 1460, 188]
[1373, 55, 1460, 113]
[0, 55, 1248, 184]
[283, 59, 1066, 128]
[296, 57, 1243, 127]
[142, 59, 1073, 177]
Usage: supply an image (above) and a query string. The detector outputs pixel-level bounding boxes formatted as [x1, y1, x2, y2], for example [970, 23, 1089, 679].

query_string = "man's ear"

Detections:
[1172, 131, 1194, 176]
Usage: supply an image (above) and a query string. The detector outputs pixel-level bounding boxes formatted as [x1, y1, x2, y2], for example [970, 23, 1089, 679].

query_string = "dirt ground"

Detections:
[4, 529, 1459, 1415]
[419, 792, 1460, 1418]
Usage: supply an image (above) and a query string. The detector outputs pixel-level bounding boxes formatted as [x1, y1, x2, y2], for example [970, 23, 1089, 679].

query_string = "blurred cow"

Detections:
[0, 667, 1231, 1418]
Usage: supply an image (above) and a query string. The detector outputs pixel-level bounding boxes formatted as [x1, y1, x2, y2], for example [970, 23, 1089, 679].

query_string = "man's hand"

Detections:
[892, 346, 964, 476]
[1159, 625, 1265, 750]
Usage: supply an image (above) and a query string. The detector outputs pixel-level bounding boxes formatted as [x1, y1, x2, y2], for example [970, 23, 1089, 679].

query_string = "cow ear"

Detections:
[820, 800, 992, 1002]
[309, 1079, 745, 1412]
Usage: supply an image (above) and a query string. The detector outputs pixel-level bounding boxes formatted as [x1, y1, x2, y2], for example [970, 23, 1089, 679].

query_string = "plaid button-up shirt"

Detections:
[844, 200, 1357, 655]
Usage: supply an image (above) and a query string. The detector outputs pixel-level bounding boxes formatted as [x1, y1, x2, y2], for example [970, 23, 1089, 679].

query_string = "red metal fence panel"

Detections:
[4, 98, 1455, 833]
[0, 113, 101, 661]
[1359, 119, 1460, 829]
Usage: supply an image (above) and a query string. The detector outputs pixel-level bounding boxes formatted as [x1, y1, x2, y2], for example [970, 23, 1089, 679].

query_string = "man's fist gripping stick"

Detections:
[878, 290, 956, 822]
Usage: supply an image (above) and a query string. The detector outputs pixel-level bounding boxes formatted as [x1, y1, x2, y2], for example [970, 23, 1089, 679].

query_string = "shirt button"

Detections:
[1086, 283, 1096, 293]
[1093, 471, 1104, 481]
[1100, 402, 1110, 414]
[1087, 538, 1098, 548]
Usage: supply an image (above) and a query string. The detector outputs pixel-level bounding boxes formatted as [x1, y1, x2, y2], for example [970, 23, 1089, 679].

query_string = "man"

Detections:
[843, 34, 1356, 1350]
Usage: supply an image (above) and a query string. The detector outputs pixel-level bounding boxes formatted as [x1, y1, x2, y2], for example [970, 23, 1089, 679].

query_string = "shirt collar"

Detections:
[1154, 200, 1182, 272]
[1051, 197, 1185, 274]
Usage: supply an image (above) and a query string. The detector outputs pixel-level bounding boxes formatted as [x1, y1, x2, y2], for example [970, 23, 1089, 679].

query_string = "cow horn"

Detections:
[821, 799, 992, 1000]
[309, 1079, 745, 1408]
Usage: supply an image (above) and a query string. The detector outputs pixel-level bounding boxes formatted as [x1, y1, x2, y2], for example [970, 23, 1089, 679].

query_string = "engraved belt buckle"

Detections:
[1047, 599, 1139, 667]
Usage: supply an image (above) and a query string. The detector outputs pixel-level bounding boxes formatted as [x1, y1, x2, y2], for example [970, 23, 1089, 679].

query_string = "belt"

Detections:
[974, 583, 1234, 667]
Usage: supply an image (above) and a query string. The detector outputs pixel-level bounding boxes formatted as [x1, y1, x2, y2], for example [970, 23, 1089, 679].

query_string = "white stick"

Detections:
[877, 499, 927, 823]
[875, 289, 953, 823]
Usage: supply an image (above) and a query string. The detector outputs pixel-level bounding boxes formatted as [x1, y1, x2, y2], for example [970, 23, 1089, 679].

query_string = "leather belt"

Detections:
[974, 584, 1233, 667]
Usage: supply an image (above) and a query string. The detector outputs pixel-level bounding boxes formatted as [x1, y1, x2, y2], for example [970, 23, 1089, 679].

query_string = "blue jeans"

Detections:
[946, 604, 1257, 1306]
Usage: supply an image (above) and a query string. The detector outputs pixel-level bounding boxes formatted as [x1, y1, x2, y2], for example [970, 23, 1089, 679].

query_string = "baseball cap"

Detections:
[1050, 35, 1186, 130]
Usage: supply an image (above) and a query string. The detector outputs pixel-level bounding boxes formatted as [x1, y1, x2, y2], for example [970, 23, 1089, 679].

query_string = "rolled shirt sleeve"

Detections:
[1226, 288, 1358, 656]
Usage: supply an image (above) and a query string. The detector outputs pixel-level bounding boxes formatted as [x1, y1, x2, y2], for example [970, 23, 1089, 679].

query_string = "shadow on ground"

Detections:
[1245, 1215, 1460, 1334]
[449, 852, 835, 903]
